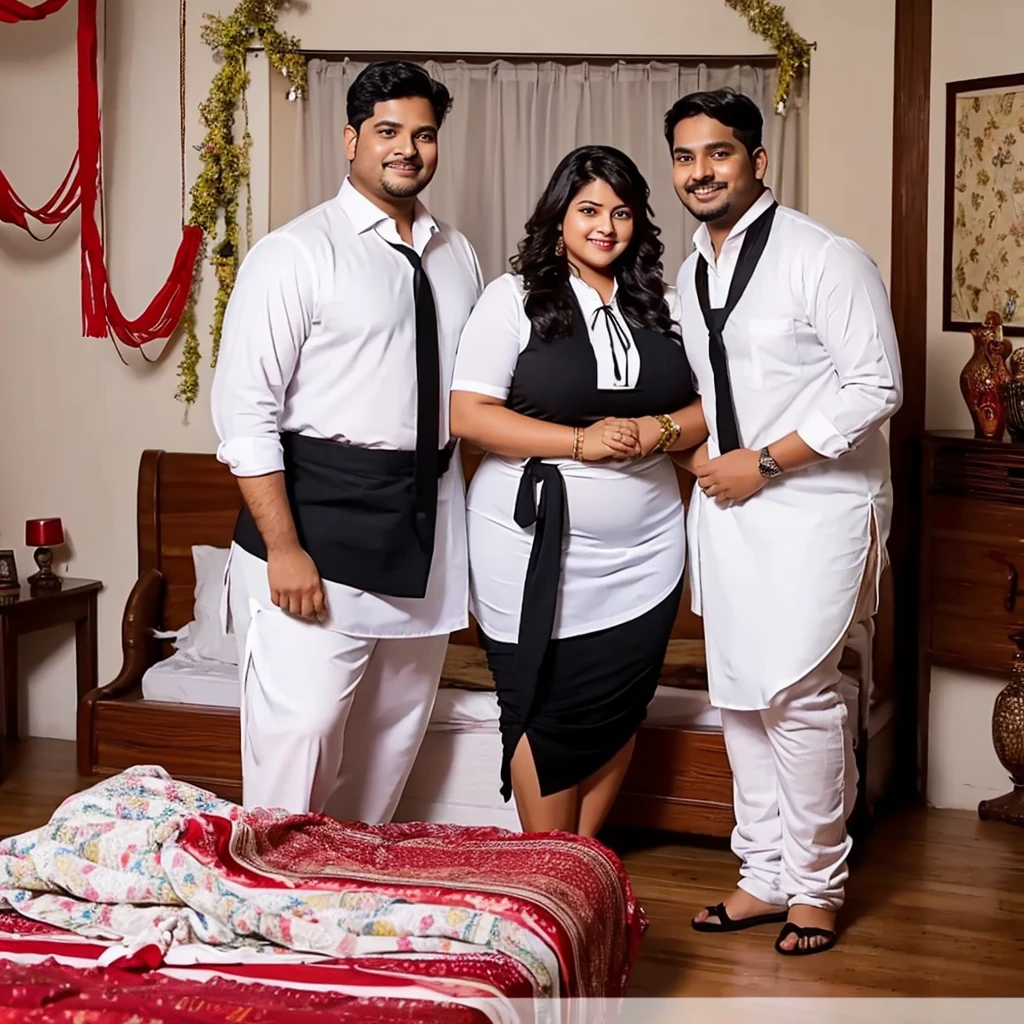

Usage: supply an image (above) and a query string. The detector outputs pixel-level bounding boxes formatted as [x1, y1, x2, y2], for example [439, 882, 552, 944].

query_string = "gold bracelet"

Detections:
[653, 414, 681, 452]
[571, 427, 583, 460]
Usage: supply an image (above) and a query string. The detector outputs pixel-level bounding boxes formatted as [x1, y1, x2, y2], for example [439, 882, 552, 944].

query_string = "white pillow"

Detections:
[184, 545, 238, 665]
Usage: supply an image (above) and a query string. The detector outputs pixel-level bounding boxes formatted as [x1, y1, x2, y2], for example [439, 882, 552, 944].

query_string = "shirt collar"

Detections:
[692, 187, 776, 267]
[569, 271, 619, 310]
[337, 176, 440, 255]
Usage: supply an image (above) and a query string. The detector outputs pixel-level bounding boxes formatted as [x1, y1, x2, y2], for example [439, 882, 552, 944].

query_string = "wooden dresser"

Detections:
[919, 430, 1024, 779]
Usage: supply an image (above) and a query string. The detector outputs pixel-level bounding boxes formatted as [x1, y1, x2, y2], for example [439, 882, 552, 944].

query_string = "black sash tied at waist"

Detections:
[500, 457, 568, 800]
[233, 431, 456, 600]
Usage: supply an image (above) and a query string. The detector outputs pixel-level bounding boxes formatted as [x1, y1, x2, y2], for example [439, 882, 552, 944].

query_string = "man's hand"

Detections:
[268, 544, 326, 621]
[694, 448, 767, 505]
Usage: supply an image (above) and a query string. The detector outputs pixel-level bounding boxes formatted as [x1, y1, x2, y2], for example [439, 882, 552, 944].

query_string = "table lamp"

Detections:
[25, 517, 65, 587]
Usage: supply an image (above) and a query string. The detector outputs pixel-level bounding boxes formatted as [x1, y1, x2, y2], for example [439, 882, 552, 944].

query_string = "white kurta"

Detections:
[451, 273, 686, 642]
[211, 177, 484, 638]
[676, 190, 902, 710]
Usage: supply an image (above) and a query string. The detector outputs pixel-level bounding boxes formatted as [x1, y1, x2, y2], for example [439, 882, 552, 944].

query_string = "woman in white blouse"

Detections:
[450, 145, 707, 836]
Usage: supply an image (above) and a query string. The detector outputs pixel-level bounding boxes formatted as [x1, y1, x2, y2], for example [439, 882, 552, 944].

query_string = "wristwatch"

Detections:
[757, 446, 783, 479]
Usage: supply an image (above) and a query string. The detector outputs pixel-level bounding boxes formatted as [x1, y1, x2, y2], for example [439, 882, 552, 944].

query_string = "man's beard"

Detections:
[380, 169, 425, 198]
[682, 189, 731, 223]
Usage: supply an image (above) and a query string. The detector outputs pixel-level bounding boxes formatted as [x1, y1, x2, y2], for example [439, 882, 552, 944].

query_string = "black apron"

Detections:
[233, 433, 455, 599]
[694, 200, 778, 453]
[233, 240, 451, 601]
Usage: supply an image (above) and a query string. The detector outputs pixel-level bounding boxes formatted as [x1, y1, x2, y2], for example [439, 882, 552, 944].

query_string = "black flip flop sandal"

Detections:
[774, 921, 838, 955]
[691, 902, 788, 933]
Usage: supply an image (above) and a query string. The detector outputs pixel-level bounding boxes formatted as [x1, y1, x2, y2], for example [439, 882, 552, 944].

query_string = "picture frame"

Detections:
[943, 72, 1024, 336]
[0, 549, 19, 590]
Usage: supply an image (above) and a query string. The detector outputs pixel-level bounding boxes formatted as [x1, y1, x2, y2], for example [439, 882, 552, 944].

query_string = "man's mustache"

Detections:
[685, 178, 725, 193]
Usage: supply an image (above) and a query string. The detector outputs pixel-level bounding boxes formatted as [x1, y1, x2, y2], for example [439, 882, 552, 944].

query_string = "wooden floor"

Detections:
[3, 738, 1023, 998]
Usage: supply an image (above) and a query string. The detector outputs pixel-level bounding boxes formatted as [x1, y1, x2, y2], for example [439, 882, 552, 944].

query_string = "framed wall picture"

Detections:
[943, 72, 1024, 335]
[0, 549, 18, 590]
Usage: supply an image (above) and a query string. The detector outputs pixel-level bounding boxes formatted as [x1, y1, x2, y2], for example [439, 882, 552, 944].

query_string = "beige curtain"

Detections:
[295, 58, 806, 283]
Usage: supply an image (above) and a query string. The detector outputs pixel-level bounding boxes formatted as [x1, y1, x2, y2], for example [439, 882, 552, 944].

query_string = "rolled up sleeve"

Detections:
[210, 234, 317, 477]
[797, 239, 903, 459]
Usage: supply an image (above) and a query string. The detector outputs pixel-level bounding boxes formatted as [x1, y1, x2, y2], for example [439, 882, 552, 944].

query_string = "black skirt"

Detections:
[478, 574, 683, 801]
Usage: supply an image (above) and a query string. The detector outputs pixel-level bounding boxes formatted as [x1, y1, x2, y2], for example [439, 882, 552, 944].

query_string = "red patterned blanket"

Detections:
[0, 767, 646, 1021]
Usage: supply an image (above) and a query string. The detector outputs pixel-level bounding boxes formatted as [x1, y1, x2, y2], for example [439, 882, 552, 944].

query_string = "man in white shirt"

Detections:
[210, 61, 484, 823]
[665, 88, 902, 955]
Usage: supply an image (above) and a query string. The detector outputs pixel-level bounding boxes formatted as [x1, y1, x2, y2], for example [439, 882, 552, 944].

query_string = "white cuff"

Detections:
[796, 410, 850, 460]
[451, 379, 510, 401]
[216, 437, 285, 477]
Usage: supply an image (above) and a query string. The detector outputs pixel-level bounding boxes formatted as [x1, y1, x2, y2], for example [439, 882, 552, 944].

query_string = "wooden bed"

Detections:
[77, 448, 897, 838]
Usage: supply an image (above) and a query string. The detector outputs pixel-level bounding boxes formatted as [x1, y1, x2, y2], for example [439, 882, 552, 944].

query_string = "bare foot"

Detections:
[777, 904, 837, 952]
[692, 888, 784, 927]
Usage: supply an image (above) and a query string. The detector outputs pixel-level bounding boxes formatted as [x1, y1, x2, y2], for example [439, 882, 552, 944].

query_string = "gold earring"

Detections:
[555, 236, 565, 257]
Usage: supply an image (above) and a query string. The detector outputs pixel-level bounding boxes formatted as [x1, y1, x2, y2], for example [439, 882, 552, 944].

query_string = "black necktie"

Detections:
[694, 201, 778, 453]
[389, 242, 441, 536]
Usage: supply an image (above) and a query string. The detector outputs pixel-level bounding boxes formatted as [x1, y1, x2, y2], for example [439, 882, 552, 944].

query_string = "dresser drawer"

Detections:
[923, 496, 1024, 674]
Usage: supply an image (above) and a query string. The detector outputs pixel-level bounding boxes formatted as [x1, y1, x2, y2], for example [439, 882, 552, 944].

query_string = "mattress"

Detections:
[141, 652, 728, 729]
[141, 651, 241, 708]
[139, 649, 886, 832]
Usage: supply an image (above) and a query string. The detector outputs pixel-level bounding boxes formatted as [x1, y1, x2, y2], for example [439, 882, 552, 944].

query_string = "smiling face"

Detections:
[671, 113, 767, 228]
[559, 177, 634, 274]
[344, 96, 439, 204]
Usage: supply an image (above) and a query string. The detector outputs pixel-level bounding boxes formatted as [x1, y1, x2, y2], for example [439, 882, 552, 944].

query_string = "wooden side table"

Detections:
[0, 578, 102, 782]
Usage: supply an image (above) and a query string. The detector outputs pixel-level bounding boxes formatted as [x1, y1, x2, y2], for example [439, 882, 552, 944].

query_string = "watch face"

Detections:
[759, 451, 781, 477]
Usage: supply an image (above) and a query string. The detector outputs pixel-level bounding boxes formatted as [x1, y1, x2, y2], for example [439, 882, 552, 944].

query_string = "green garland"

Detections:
[176, 0, 305, 409]
[725, 0, 814, 113]
[174, 0, 808, 407]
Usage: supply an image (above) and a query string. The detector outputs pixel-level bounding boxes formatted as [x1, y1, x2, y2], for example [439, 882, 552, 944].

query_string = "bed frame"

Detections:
[77, 449, 896, 838]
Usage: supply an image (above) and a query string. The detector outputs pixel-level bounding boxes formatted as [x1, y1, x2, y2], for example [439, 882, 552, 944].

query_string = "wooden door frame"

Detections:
[886, 0, 931, 805]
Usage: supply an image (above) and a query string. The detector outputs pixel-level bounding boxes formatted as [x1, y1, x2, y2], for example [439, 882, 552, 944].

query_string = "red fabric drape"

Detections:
[0, 0, 71, 23]
[0, 0, 80, 232]
[0, 0, 202, 347]
[76, 0, 202, 345]
[0, 154, 78, 234]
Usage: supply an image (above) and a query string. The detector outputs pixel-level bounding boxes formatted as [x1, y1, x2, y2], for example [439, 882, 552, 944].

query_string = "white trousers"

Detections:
[721, 638, 857, 912]
[228, 568, 447, 822]
[722, 520, 880, 913]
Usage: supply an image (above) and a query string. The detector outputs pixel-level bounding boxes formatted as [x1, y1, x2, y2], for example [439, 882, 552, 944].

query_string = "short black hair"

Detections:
[346, 61, 453, 134]
[663, 88, 763, 159]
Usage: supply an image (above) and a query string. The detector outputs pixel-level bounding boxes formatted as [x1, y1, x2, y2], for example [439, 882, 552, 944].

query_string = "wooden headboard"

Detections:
[136, 448, 705, 639]
[138, 451, 242, 631]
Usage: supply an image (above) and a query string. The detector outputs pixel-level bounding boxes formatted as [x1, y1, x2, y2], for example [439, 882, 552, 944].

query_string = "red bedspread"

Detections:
[0, 768, 647, 1021]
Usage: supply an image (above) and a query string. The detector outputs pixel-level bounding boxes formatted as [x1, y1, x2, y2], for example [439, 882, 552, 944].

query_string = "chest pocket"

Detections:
[744, 317, 801, 390]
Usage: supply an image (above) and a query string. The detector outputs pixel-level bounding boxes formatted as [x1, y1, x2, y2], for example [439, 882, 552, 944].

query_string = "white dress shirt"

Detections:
[452, 272, 686, 642]
[677, 189, 902, 709]
[211, 177, 484, 638]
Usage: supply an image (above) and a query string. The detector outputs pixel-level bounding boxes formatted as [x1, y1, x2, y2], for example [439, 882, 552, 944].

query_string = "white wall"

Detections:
[0, 0, 225, 737]
[923, 0, 1024, 809]
[0, 1, 897, 745]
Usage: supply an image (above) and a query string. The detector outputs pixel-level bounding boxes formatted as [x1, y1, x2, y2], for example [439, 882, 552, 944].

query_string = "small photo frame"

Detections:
[0, 549, 19, 589]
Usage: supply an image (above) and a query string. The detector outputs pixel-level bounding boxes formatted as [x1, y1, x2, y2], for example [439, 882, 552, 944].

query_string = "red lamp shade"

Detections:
[26, 518, 64, 547]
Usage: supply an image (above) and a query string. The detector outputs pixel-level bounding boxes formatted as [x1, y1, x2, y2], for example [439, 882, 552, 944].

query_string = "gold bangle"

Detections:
[571, 427, 583, 460]
[653, 414, 681, 452]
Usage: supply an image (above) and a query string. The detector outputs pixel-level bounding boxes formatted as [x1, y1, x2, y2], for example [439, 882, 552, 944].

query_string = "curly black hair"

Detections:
[509, 145, 679, 342]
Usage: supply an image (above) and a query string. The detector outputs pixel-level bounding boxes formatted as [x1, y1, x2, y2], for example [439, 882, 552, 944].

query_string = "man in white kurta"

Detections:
[210, 62, 483, 822]
[666, 89, 902, 954]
